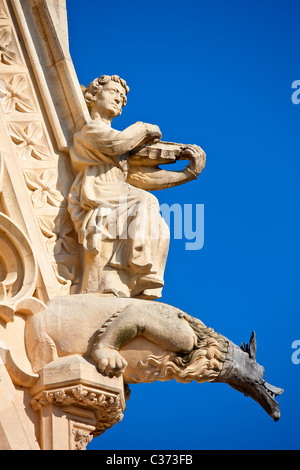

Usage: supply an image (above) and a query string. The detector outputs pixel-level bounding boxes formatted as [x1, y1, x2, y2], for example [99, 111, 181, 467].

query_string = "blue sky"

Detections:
[66, 0, 300, 450]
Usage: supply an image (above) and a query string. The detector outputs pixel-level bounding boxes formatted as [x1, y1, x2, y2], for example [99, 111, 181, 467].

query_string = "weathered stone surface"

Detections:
[68, 75, 205, 299]
[0, 0, 282, 452]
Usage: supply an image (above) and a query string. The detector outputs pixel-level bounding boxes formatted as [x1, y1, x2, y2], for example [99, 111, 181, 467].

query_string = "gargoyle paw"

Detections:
[92, 346, 128, 378]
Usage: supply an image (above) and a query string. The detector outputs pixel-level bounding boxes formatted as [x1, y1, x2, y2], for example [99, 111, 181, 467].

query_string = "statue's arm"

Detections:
[127, 145, 206, 190]
[126, 165, 198, 190]
[89, 121, 162, 156]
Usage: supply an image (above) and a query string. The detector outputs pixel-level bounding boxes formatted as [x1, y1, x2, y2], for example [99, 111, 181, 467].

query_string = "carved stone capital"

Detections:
[29, 354, 126, 448]
[30, 384, 124, 437]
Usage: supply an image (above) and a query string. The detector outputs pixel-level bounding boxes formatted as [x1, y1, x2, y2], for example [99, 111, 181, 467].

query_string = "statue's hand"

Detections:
[180, 144, 206, 177]
[91, 345, 128, 378]
[143, 123, 162, 144]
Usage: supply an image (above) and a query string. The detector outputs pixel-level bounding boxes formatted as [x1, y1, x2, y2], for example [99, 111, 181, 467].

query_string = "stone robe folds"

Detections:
[68, 121, 170, 299]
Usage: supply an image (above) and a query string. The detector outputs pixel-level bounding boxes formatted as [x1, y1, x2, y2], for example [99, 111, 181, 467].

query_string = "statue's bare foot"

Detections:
[92, 345, 128, 378]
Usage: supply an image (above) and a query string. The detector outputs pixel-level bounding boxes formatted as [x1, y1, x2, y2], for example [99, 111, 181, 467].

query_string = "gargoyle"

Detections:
[25, 294, 283, 421]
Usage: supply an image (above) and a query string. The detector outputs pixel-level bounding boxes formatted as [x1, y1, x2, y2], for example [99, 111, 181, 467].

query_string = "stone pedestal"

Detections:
[29, 355, 126, 450]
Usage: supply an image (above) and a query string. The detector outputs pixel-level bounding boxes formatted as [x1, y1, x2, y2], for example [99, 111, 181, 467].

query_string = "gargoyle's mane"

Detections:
[130, 313, 228, 384]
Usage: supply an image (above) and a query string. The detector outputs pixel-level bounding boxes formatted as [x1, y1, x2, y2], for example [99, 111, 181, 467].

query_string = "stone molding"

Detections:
[31, 384, 124, 438]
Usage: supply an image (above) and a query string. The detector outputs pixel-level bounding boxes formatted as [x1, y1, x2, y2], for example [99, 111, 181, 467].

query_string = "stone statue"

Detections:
[0, 0, 283, 450]
[68, 75, 206, 299]
[25, 294, 283, 421]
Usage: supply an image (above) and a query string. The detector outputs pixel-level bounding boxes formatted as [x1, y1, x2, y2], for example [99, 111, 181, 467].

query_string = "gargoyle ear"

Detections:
[249, 331, 256, 360]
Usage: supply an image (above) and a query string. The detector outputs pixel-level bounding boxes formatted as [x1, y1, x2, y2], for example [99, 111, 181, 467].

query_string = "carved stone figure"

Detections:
[24, 294, 283, 421]
[68, 75, 206, 299]
[0, 0, 283, 450]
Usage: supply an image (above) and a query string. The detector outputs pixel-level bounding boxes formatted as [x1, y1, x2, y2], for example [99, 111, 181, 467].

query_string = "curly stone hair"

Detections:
[82, 75, 129, 114]
[130, 313, 228, 384]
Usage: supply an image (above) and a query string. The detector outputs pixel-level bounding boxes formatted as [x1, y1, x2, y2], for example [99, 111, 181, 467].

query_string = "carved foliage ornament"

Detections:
[38, 214, 78, 257]
[71, 426, 93, 451]
[24, 169, 64, 207]
[9, 122, 50, 161]
[0, 75, 35, 113]
[30, 385, 124, 437]
[0, 3, 7, 19]
[0, 25, 19, 66]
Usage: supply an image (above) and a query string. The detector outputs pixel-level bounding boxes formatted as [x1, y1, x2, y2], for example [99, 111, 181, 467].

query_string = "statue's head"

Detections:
[83, 75, 129, 121]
